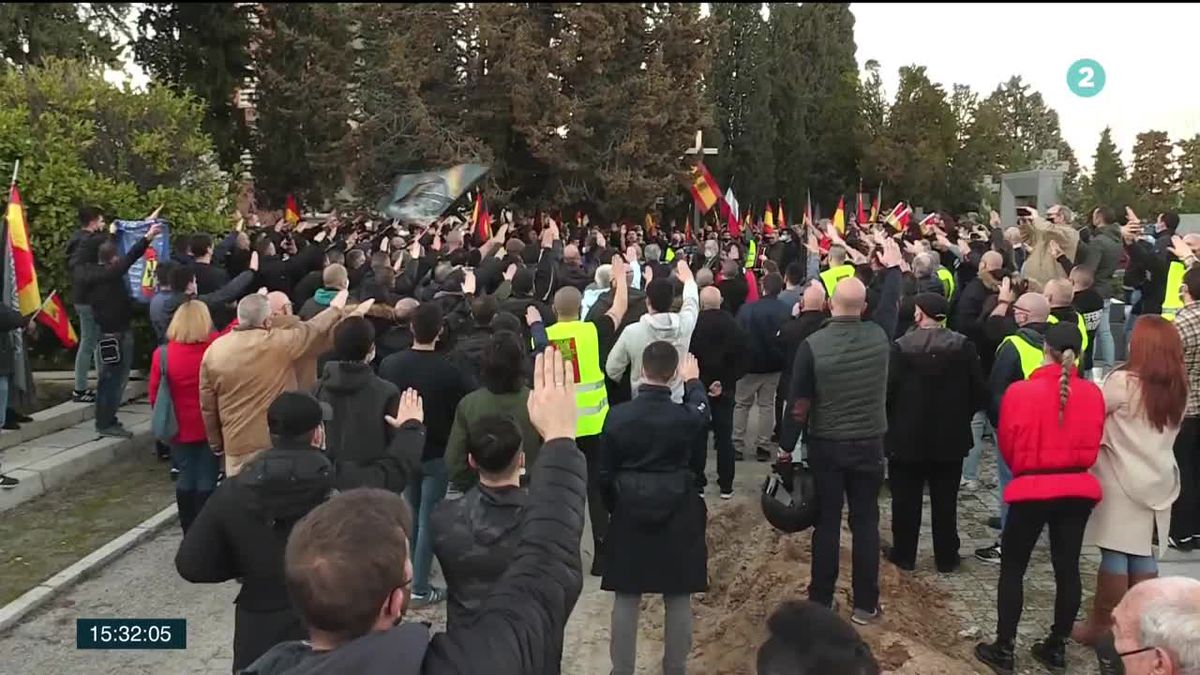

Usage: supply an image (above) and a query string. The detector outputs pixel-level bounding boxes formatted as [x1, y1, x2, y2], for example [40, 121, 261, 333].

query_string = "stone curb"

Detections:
[0, 503, 177, 634]
[0, 380, 148, 453]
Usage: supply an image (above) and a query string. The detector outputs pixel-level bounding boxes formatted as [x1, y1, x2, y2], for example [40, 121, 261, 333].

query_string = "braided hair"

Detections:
[1057, 348, 1076, 424]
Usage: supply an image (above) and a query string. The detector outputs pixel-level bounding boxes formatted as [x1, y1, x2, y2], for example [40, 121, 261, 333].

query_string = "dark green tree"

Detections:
[1129, 130, 1178, 216]
[876, 66, 956, 210]
[0, 3, 128, 70]
[252, 3, 355, 208]
[766, 3, 811, 212]
[1178, 134, 1200, 213]
[133, 3, 254, 167]
[1085, 126, 1132, 210]
[857, 59, 888, 190]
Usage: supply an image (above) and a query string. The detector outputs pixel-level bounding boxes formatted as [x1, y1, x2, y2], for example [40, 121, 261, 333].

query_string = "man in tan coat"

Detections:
[200, 291, 374, 476]
[1015, 205, 1079, 286]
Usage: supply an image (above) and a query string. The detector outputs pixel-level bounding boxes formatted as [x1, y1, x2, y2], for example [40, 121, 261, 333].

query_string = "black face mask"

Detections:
[1094, 631, 1124, 674]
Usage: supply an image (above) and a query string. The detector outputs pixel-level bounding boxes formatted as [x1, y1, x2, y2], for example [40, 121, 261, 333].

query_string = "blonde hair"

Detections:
[1056, 347, 1076, 424]
[166, 300, 214, 344]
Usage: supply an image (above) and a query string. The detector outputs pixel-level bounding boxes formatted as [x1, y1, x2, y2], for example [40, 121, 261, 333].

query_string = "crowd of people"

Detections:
[19, 199, 1200, 674]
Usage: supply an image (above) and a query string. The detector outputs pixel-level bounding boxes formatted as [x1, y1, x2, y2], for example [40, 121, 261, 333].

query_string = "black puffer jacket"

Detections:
[736, 295, 790, 374]
[176, 445, 333, 669]
[314, 361, 424, 493]
[71, 235, 151, 333]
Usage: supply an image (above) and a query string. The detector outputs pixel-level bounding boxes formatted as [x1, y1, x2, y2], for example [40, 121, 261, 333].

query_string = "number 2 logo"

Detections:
[1067, 59, 1105, 98]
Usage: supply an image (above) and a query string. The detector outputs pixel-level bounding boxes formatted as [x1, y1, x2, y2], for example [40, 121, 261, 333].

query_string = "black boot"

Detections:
[974, 639, 1015, 675]
[176, 490, 196, 533]
[9, 408, 32, 423]
[1030, 635, 1066, 673]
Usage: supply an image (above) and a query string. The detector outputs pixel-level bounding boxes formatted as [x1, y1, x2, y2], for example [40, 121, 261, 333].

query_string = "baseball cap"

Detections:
[914, 292, 949, 322]
[1045, 322, 1083, 355]
[267, 391, 333, 439]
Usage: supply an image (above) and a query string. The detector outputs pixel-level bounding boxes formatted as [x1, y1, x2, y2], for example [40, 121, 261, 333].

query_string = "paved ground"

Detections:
[1, 420, 1198, 674]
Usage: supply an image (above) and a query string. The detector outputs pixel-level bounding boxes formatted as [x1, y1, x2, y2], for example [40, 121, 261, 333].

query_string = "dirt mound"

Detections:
[688, 500, 986, 674]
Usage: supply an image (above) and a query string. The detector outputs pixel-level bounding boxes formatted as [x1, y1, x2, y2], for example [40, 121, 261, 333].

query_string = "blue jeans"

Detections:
[1099, 548, 1157, 576]
[1094, 298, 1115, 373]
[405, 457, 448, 595]
[0, 375, 9, 427]
[95, 330, 133, 431]
[997, 451, 1014, 529]
[73, 305, 99, 392]
[171, 442, 220, 492]
[963, 411, 993, 481]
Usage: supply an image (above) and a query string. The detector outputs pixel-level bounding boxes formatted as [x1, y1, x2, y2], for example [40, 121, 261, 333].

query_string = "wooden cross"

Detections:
[683, 130, 718, 236]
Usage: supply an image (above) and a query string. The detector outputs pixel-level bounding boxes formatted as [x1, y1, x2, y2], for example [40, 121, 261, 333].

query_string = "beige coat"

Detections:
[200, 307, 343, 476]
[1084, 371, 1181, 557]
[1019, 216, 1079, 286]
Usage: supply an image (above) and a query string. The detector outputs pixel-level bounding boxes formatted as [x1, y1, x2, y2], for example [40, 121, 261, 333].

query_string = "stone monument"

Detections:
[1000, 149, 1069, 224]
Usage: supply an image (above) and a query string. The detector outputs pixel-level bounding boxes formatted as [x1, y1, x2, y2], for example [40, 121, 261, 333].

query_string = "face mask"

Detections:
[1093, 631, 1126, 675]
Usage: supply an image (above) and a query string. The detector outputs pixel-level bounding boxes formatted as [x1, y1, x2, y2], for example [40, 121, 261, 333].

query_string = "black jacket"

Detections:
[987, 323, 1047, 425]
[718, 274, 749, 315]
[375, 323, 413, 369]
[886, 327, 987, 463]
[1126, 231, 1175, 314]
[599, 382, 709, 595]
[195, 261, 239, 329]
[949, 269, 1000, 373]
[0, 304, 26, 377]
[176, 445, 333, 670]
[262, 244, 324, 299]
[449, 324, 493, 383]
[689, 308, 748, 392]
[779, 309, 829, 392]
[292, 270, 324, 312]
[431, 484, 528, 628]
[65, 230, 105, 305]
[241, 439, 587, 675]
[736, 294, 790, 373]
[193, 261, 230, 295]
[314, 361, 424, 493]
[71, 236, 151, 333]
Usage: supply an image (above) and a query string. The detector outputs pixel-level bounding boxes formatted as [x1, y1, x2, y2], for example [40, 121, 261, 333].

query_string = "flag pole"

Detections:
[29, 289, 55, 322]
[9, 159, 18, 187]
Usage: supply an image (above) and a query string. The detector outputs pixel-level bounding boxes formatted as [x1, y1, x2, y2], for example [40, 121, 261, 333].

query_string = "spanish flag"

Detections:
[645, 212, 657, 239]
[688, 163, 721, 213]
[471, 192, 491, 241]
[763, 201, 775, 234]
[869, 186, 881, 224]
[284, 194, 300, 225]
[777, 201, 786, 231]
[5, 184, 40, 315]
[856, 182, 867, 226]
[832, 196, 846, 235]
[36, 291, 77, 349]
[885, 202, 913, 232]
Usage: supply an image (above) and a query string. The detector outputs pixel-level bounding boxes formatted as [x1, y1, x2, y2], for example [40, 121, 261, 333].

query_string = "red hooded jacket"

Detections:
[997, 364, 1104, 504]
[149, 335, 219, 445]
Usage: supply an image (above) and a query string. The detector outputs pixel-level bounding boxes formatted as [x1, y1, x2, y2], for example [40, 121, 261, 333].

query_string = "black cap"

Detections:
[267, 391, 332, 439]
[1045, 322, 1083, 355]
[914, 292, 949, 322]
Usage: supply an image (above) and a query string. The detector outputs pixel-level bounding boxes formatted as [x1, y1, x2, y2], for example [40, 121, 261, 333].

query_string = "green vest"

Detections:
[936, 267, 956, 301]
[744, 240, 757, 269]
[544, 320, 608, 437]
[1163, 260, 1186, 321]
[1047, 311, 1089, 360]
[998, 333, 1043, 379]
[819, 264, 856, 297]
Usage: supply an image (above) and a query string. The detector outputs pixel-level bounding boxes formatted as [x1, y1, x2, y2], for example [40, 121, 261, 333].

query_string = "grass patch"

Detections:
[0, 450, 175, 605]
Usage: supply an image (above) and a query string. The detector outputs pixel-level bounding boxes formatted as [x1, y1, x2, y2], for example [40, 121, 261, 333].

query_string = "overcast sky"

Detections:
[107, 3, 1199, 172]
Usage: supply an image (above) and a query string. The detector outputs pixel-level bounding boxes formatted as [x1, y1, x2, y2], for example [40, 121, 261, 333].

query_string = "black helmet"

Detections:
[761, 459, 818, 533]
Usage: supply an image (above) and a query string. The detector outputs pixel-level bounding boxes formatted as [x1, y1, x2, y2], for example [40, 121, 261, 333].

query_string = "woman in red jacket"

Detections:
[149, 300, 220, 532]
[975, 322, 1104, 675]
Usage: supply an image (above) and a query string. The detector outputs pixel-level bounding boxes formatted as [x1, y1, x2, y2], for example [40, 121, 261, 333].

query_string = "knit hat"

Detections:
[1045, 322, 1083, 355]
[913, 292, 949, 322]
[267, 391, 332, 439]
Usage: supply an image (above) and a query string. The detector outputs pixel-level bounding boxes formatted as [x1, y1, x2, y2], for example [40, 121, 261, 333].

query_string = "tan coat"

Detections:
[1019, 216, 1079, 286]
[1084, 371, 1182, 557]
[200, 307, 343, 476]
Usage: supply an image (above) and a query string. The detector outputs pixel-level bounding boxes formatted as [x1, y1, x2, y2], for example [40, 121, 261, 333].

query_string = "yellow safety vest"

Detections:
[744, 240, 757, 269]
[998, 333, 1044, 379]
[1047, 311, 1089, 360]
[819, 264, 856, 297]
[1162, 260, 1186, 321]
[664, 247, 676, 263]
[936, 267, 956, 301]
[544, 320, 608, 437]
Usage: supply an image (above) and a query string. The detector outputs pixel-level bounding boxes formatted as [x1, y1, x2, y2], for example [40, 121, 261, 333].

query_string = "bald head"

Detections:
[1015, 292, 1050, 324]
[1112, 577, 1200, 673]
[267, 291, 292, 317]
[802, 281, 826, 311]
[1185, 233, 1200, 254]
[980, 251, 1004, 273]
[831, 277, 867, 317]
[394, 298, 419, 322]
[553, 286, 582, 320]
[696, 267, 714, 288]
[563, 244, 581, 266]
[699, 286, 722, 310]
[1043, 279, 1074, 308]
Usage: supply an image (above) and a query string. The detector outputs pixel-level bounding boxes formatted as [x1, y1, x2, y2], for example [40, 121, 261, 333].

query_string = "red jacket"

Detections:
[998, 364, 1104, 504]
[149, 337, 217, 445]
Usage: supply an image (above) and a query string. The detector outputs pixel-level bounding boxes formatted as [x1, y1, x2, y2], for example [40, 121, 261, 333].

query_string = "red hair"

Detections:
[1124, 315, 1188, 431]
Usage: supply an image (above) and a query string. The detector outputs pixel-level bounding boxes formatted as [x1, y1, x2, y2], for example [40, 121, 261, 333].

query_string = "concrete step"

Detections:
[0, 401, 155, 514]
[0, 380, 147, 453]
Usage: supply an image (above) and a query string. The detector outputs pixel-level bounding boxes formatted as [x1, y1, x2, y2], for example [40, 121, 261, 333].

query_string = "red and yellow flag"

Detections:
[856, 182, 868, 226]
[777, 201, 786, 231]
[803, 191, 813, 229]
[885, 202, 913, 232]
[471, 192, 492, 241]
[869, 186, 881, 223]
[832, 196, 846, 235]
[36, 291, 77, 349]
[5, 184, 40, 315]
[284, 194, 300, 225]
[688, 163, 721, 213]
[763, 201, 775, 234]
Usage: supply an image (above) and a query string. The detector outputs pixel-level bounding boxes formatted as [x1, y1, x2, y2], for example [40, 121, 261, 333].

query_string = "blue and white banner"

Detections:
[115, 219, 170, 303]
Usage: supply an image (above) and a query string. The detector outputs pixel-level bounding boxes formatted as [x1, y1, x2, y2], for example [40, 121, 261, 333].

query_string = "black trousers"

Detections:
[1170, 416, 1200, 542]
[996, 498, 1094, 642]
[888, 459, 962, 569]
[808, 437, 885, 612]
[695, 390, 736, 493]
[577, 434, 610, 550]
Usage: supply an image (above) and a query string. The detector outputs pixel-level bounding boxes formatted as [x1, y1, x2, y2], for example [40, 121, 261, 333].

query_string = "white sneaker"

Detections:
[720, 491, 733, 500]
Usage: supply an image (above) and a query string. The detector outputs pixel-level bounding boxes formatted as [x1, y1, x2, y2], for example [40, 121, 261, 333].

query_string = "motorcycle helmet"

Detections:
[761, 459, 819, 533]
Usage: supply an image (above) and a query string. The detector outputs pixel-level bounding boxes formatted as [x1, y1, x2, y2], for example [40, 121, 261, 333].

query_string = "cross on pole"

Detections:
[683, 130, 718, 239]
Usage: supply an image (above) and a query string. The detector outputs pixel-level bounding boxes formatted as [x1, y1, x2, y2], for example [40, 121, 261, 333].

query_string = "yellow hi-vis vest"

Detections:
[936, 267, 956, 301]
[1047, 311, 1089, 362]
[1162, 260, 1186, 321]
[744, 240, 757, 269]
[664, 247, 676, 263]
[819, 264, 856, 297]
[544, 320, 608, 437]
[998, 333, 1044, 379]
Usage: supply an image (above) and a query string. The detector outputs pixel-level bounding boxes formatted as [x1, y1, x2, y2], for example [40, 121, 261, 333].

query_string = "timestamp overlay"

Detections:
[76, 619, 187, 650]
